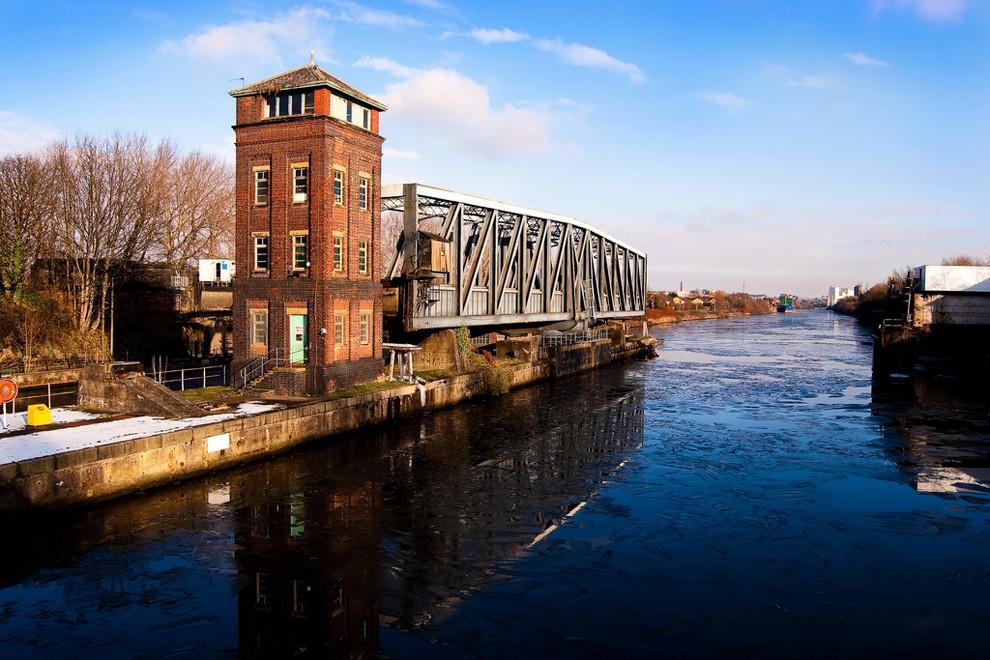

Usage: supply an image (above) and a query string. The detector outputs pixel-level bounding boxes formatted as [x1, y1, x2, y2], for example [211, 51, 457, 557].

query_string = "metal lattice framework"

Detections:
[384, 183, 647, 331]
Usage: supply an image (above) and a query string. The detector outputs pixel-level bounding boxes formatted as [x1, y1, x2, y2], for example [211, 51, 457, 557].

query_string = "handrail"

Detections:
[237, 348, 289, 389]
[146, 364, 228, 391]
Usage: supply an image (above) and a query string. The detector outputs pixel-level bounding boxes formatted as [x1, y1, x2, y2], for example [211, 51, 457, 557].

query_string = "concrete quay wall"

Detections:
[0, 339, 649, 514]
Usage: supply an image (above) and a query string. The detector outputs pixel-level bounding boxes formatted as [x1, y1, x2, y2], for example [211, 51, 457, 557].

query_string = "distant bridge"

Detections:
[383, 183, 647, 332]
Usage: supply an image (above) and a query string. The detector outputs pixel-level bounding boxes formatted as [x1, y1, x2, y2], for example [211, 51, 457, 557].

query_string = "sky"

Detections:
[1, 0, 988, 297]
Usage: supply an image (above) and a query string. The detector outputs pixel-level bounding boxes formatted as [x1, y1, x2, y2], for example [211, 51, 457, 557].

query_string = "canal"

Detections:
[2, 310, 990, 657]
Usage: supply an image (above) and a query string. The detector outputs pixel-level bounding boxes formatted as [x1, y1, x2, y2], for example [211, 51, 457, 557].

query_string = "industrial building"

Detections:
[229, 61, 386, 394]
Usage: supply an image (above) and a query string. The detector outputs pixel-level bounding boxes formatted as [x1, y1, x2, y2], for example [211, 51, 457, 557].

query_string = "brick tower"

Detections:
[230, 61, 386, 393]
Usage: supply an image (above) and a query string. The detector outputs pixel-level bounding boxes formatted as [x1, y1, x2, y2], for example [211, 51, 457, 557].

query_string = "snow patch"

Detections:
[0, 402, 284, 465]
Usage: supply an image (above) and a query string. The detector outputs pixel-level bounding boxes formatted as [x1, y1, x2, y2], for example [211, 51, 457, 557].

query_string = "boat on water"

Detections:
[777, 294, 794, 313]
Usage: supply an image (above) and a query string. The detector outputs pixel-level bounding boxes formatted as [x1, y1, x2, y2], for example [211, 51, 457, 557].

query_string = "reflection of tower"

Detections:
[232, 463, 382, 658]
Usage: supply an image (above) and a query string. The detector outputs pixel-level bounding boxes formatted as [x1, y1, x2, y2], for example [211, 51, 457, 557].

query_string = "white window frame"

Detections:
[253, 234, 269, 272]
[251, 309, 268, 346]
[359, 311, 370, 345]
[333, 168, 345, 206]
[358, 176, 369, 210]
[334, 311, 347, 346]
[292, 165, 308, 203]
[291, 233, 308, 271]
[253, 168, 269, 206]
[362, 108, 370, 129]
[358, 240, 368, 274]
[333, 233, 344, 272]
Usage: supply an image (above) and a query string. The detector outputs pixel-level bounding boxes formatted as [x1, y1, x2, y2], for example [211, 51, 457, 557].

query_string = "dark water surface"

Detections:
[3, 311, 990, 658]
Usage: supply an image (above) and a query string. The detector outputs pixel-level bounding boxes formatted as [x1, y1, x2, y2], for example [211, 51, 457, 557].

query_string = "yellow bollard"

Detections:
[26, 404, 53, 427]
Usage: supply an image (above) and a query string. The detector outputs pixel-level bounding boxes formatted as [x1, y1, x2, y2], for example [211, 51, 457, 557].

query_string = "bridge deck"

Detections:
[383, 183, 647, 332]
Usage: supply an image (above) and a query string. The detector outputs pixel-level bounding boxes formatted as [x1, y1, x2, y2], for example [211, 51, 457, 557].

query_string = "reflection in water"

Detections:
[4, 311, 990, 657]
[0, 370, 643, 658]
[874, 373, 990, 497]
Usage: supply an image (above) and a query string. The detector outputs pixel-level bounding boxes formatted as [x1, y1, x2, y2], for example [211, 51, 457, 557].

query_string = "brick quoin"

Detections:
[230, 64, 387, 393]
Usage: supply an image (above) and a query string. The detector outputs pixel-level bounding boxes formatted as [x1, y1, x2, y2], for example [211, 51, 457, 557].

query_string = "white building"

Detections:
[198, 259, 235, 285]
[827, 286, 855, 306]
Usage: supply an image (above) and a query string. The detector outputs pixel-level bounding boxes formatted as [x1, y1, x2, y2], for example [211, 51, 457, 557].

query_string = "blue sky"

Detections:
[1, 0, 987, 296]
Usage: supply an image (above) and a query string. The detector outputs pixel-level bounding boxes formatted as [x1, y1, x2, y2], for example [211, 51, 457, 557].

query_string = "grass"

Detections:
[178, 386, 237, 403]
[416, 368, 455, 381]
[325, 380, 405, 400]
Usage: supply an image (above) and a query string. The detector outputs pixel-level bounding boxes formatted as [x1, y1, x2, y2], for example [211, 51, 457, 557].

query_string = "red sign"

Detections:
[0, 379, 17, 404]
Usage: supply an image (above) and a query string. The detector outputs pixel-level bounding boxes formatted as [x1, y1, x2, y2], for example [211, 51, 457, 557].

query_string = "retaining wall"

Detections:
[0, 339, 648, 514]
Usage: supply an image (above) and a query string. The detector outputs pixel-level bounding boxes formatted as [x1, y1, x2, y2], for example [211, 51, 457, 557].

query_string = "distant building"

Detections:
[910, 265, 990, 327]
[827, 286, 855, 306]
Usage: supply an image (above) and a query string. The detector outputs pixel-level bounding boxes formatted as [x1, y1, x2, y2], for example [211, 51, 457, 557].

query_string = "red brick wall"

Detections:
[232, 96, 385, 393]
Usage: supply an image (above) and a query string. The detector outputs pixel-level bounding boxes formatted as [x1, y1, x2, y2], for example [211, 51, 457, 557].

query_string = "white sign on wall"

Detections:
[207, 432, 230, 453]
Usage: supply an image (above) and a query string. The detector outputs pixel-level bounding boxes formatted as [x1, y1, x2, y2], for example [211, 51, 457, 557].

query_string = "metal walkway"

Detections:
[383, 183, 647, 331]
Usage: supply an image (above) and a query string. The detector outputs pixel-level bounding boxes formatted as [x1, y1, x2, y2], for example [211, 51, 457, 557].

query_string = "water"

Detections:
[2, 311, 990, 658]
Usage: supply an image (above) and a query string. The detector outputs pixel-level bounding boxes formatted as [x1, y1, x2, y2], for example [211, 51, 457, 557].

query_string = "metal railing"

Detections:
[237, 348, 289, 389]
[539, 327, 609, 347]
[147, 364, 228, 391]
[0, 356, 98, 376]
[5, 383, 78, 413]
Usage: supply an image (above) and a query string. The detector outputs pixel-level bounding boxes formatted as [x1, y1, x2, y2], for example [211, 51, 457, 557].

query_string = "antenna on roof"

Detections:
[309, 50, 315, 67]
[230, 77, 244, 87]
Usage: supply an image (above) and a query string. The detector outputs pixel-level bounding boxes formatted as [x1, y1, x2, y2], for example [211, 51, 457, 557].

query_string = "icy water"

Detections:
[2, 311, 990, 658]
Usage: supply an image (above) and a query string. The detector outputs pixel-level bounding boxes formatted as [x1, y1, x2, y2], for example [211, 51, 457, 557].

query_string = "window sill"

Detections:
[253, 203, 268, 208]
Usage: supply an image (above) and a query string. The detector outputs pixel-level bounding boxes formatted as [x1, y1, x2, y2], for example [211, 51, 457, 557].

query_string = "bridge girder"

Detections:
[383, 183, 647, 332]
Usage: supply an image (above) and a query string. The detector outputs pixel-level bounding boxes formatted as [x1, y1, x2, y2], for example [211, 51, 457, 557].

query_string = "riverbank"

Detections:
[646, 309, 774, 326]
[0, 337, 653, 514]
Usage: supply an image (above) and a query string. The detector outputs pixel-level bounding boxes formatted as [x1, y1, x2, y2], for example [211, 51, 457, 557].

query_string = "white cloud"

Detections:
[844, 51, 890, 67]
[403, 0, 453, 12]
[0, 111, 59, 156]
[332, 0, 422, 28]
[786, 75, 835, 89]
[534, 39, 645, 83]
[869, 0, 968, 22]
[358, 58, 567, 157]
[381, 68, 557, 157]
[469, 27, 529, 44]
[383, 147, 420, 160]
[354, 55, 421, 78]
[160, 7, 331, 62]
[465, 27, 644, 82]
[696, 92, 749, 113]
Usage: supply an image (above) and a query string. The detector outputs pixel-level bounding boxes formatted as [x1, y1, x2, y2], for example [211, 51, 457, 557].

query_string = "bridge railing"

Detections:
[383, 183, 647, 331]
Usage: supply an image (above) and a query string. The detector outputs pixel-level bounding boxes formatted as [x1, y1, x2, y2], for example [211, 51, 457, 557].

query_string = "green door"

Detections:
[289, 314, 308, 364]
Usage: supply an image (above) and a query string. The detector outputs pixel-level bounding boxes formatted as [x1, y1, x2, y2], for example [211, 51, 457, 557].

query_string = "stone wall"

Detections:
[0, 339, 652, 514]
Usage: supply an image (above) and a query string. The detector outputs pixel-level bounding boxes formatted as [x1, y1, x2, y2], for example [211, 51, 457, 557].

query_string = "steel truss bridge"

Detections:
[383, 183, 647, 332]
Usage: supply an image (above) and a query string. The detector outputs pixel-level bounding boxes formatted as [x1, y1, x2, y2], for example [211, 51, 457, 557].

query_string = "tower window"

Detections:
[334, 311, 347, 346]
[253, 234, 269, 271]
[359, 311, 370, 345]
[358, 240, 368, 274]
[333, 234, 344, 272]
[254, 169, 269, 205]
[293, 166, 308, 203]
[333, 169, 345, 205]
[358, 176, 369, 210]
[265, 91, 314, 118]
[362, 108, 370, 129]
[251, 309, 268, 347]
[346, 100, 353, 123]
[292, 234, 308, 271]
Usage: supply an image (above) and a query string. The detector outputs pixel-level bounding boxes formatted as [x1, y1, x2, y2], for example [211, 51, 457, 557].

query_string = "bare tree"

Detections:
[48, 134, 166, 347]
[0, 154, 52, 298]
[155, 148, 235, 272]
